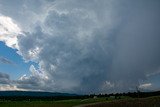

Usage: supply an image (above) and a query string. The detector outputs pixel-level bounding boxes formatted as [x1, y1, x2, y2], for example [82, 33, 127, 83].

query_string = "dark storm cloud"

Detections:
[109, 0, 160, 92]
[0, 0, 160, 93]
[17, 1, 121, 93]
[17, 0, 160, 93]
[16, 76, 43, 90]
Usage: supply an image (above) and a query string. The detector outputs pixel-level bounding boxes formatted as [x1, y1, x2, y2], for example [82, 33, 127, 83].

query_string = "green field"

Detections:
[0, 97, 108, 107]
[0, 96, 159, 107]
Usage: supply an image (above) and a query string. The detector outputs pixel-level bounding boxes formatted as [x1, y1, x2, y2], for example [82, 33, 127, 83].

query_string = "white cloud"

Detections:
[139, 83, 152, 89]
[0, 15, 21, 49]
[29, 64, 48, 80]
[0, 85, 25, 91]
[105, 81, 114, 88]
[146, 67, 160, 77]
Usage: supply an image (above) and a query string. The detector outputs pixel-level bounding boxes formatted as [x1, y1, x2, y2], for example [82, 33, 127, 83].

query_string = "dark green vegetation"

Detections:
[0, 91, 77, 97]
[0, 98, 107, 107]
[0, 91, 160, 107]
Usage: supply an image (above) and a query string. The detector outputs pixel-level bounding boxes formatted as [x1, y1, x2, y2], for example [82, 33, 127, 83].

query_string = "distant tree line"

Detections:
[96, 91, 160, 98]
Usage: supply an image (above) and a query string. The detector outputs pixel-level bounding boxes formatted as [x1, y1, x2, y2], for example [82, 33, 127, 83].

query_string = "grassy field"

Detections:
[0, 96, 159, 107]
[82, 96, 160, 107]
[0, 97, 108, 107]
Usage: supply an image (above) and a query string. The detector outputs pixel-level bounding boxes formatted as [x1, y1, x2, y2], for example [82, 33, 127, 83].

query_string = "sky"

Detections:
[0, 0, 160, 94]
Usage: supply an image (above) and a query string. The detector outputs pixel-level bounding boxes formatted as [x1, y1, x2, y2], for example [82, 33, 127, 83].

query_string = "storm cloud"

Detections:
[0, 0, 160, 93]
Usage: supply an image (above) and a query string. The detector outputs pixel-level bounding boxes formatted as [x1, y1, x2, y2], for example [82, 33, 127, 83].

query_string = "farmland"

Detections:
[0, 98, 107, 107]
[0, 91, 160, 107]
[0, 96, 160, 107]
[79, 96, 160, 107]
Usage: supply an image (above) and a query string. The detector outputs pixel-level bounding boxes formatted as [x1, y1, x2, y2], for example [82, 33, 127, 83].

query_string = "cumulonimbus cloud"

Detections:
[0, 0, 160, 94]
